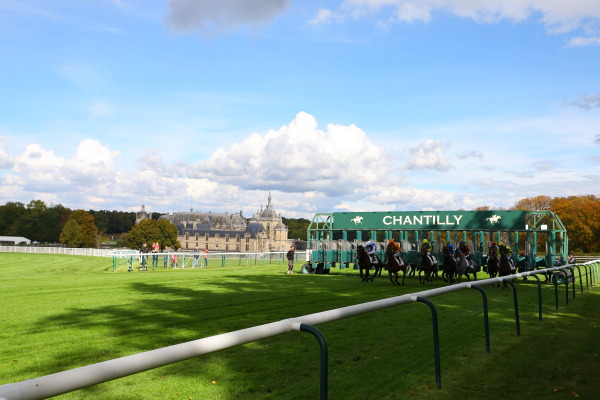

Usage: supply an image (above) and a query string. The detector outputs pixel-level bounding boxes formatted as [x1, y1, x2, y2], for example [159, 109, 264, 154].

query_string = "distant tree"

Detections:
[156, 219, 180, 249]
[551, 195, 600, 253]
[511, 195, 552, 211]
[69, 210, 99, 248]
[59, 219, 83, 247]
[88, 210, 136, 234]
[0, 202, 27, 236]
[5, 201, 70, 243]
[282, 217, 310, 241]
[127, 219, 179, 250]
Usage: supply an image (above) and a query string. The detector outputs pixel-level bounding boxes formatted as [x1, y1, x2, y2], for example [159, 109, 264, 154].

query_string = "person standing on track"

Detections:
[286, 246, 295, 274]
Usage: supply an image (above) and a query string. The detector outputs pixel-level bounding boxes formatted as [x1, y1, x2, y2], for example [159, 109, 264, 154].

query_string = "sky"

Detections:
[1, 0, 600, 219]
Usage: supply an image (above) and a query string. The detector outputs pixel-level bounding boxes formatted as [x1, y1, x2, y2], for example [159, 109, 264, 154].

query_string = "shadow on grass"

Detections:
[16, 268, 600, 399]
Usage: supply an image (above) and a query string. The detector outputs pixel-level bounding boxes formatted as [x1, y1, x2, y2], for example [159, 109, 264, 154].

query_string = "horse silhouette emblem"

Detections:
[351, 216, 364, 225]
[486, 215, 502, 225]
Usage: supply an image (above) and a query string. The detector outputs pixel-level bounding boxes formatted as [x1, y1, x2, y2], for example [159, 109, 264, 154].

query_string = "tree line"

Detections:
[0, 195, 598, 252]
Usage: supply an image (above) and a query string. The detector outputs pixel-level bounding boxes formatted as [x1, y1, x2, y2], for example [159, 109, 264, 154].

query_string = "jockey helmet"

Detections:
[459, 241, 465, 246]
[447, 244, 454, 249]
[498, 241, 505, 246]
[389, 239, 394, 243]
[423, 239, 429, 243]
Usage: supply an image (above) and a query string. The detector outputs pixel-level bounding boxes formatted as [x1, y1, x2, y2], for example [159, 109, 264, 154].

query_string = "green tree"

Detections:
[282, 217, 310, 241]
[69, 210, 99, 248]
[127, 219, 179, 250]
[0, 202, 27, 236]
[59, 219, 83, 247]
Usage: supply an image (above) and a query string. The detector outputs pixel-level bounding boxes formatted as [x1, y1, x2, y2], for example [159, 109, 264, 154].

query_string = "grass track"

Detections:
[0, 253, 599, 399]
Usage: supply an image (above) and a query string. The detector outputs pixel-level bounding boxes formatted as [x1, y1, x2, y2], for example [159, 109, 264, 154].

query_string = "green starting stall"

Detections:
[306, 210, 569, 273]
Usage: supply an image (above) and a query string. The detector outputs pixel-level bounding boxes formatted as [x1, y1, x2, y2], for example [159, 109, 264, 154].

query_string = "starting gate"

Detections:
[306, 210, 568, 273]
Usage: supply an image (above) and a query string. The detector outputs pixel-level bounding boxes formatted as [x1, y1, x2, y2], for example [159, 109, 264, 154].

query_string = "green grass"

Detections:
[0, 253, 599, 399]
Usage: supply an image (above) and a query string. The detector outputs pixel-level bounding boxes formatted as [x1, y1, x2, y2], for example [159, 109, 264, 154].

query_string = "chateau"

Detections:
[154, 193, 291, 252]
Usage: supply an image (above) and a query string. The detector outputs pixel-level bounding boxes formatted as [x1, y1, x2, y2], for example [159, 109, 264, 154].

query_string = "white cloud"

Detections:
[67, 139, 120, 184]
[407, 139, 452, 171]
[165, 0, 292, 34]
[310, 8, 338, 25]
[363, 186, 458, 209]
[568, 36, 600, 46]
[316, 0, 600, 33]
[2, 111, 600, 216]
[189, 111, 391, 196]
[0, 136, 13, 169]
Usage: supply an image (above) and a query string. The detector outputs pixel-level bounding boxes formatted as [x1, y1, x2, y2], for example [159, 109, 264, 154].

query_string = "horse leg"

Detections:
[361, 268, 368, 282]
[401, 269, 406, 285]
[388, 271, 397, 286]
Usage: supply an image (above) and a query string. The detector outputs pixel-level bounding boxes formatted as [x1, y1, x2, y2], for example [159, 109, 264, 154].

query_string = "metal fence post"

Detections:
[529, 274, 543, 321]
[467, 285, 490, 353]
[573, 265, 583, 293]
[415, 297, 441, 389]
[502, 280, 520, 336]
[299, 324, 328, 400]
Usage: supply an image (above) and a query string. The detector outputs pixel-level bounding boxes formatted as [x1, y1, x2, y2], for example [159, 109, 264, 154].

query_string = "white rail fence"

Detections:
[0, 246, 308, 266]
[0, 261, 598, 400]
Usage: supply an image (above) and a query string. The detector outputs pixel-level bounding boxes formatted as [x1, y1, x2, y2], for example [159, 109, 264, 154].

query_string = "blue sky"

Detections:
[1, 0, 599, 219]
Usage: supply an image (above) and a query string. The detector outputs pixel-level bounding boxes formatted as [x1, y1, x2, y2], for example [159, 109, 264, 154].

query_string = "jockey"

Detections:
[456, 241, 470, 258]
[568, 251, 576, 264]
[422, 239, 437, 265]
[488, 242, 498, 256]
[388, 239, 400, 252]
[456, 241, 473, 268]
[365, 240, 378, 262]
[498, 241, 515, 270]
[389, 239, 403, 265]
[444, 243, 455, 256]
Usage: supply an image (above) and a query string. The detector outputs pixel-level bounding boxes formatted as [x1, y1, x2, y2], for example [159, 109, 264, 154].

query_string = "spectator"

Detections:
[287, 246, 295, 274]
[151, 243, 159, 270]
[202, 248, 209, 268]
[163, 246, 170, 268]
[192, 247, 200, 267]
[139, 243, 148, 270]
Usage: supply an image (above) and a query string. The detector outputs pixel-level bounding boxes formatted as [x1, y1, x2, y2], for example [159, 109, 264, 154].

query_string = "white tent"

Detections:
[0, 236, 31, 245]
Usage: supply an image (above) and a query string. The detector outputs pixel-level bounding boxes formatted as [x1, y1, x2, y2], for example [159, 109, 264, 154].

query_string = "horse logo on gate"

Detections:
[351, 216, 364, 225]
[486, 215, 502, 225]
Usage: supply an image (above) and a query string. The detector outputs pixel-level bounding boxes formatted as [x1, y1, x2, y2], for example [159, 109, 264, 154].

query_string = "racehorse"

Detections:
[486, 248, 500, 286]
[441, 245, 457, 284]
[498, 249, 514, 289]
[455, 251, 476, 282]
[356, 245, 383, 282]
[384, 242, 408, 286]
[418, 243, 435, 284]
